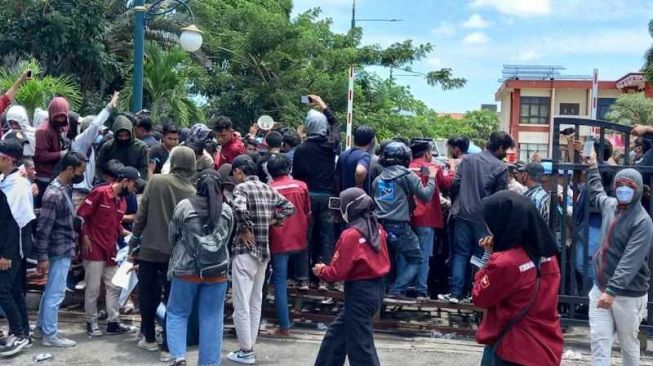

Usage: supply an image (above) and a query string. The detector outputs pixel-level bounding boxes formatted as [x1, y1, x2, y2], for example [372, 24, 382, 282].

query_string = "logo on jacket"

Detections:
[481, 274, 490, 289]
[375, 179, 395, 201]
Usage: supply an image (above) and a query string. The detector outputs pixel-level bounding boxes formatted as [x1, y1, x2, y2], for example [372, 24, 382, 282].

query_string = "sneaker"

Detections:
[25, 337, 33, 349]
[137, 339, 159, 352]
[416, 293, 430, 301]
[329, 282, 344, 292]
[75, 280, 87, 291]
[43, 334, 76, 348]
[227, 349, 256, 365]
[121, 299, 135, 315]
[318, 281, 328, 291]
[171, 360, 187, 366]
[386, 293, 416, 304]
[31, 327, 43, 340]
[0, 335, 29, 357]
[297, 280, 310, 291]
[87, 321, 103, 337]
[259, 319, 268, 331]
[106, 322, 136, 335]
[437, 293, 460, 304]
[160, 351, 172, 362]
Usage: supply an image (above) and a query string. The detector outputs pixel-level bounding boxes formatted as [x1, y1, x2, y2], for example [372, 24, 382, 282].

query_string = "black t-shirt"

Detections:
[149, 144, 170, 174]
[293, 138, 337, 193]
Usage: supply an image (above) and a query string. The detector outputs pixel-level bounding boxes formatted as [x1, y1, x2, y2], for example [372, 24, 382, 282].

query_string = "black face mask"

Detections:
[72, 174, 84, 184]
[116, 139, 130, 146]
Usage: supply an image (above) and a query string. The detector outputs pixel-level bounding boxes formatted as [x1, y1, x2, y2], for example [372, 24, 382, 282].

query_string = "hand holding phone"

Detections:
[300, 96, 312, 105]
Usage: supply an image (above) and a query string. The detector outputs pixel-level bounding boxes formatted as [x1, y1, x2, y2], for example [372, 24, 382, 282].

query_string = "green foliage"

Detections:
[605, 93, 653, 126]
[0, 58, 81, 119]
[646, 19, 653, 83]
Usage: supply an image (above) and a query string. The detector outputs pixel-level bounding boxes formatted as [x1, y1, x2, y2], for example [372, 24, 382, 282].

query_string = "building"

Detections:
[437, 112, 465, 120]
[495, 65, 653, 162]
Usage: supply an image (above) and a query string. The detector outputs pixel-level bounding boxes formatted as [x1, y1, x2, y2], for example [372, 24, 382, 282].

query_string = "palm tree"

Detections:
[0, 58, 82, 119]
[121, 42, 205, 126]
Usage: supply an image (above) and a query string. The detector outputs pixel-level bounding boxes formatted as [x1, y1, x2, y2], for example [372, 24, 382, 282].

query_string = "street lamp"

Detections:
[132, 0, 203, 112]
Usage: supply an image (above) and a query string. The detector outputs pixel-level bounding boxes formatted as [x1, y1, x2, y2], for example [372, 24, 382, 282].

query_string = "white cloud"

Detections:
[517, 50, 541, 61]
[426, 56, 443, 68]
[463, 14, 489, 29]
[462, 32, 489, 45]
[432, 22, 456, 37]
[471, 0, 551, 18]
[539, 30, 650, 55]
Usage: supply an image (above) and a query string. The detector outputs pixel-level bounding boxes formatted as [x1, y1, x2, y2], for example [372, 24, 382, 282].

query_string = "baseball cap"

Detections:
[117, 166, 146, 188]
[231, 154, 258, 175]
[524, 162, 544, 178]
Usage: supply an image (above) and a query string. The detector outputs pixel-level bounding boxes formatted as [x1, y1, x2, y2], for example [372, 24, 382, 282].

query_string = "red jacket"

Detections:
[77, 185, 126, 265]
[35, 98, 69, 180]
[269, 176, 311, 255]
[0, 94, 10, 139]
[319, 225, 391, 282]
[215, 135, 245, 168]
[409, 158, 453, 228]
[473, 247, 563, 366]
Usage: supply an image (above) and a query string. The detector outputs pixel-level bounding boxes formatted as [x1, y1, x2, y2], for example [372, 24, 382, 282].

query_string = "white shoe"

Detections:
[75, 280, 87, 291]
[43, 334, 76, 348]
[160, 351, 172, 362]
[227, 349, 256, 365]
[137, 339, 159, 352]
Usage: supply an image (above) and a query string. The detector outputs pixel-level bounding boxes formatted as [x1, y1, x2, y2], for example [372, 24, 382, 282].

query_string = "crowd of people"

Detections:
[0, 69, 652, 366]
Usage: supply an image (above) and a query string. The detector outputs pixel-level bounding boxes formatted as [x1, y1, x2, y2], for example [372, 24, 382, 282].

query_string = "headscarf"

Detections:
[190, 170, 223, 233]
[33, 108, 49, 129]
[305, 109, 327, 138]
[340, 188, 381, 251]
[482, 191, 558, 272]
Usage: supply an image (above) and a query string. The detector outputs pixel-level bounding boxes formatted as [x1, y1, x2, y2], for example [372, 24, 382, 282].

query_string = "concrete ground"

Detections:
[3, 315, 652, 366]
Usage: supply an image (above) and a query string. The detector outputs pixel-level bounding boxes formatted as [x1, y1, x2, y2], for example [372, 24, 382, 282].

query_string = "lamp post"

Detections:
[132, 0, 204, 113]
[346, 0, 401, 148]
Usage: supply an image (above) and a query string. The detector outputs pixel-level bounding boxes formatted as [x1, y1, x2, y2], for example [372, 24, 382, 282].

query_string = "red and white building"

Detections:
[495, 65, 653, 161]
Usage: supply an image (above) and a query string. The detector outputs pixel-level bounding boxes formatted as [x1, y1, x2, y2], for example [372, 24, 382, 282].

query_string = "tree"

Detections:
[605, 93, 653, 126]
[121, 42, 206, 126]
[0, 58, 81, 118]
[645, 19, 653, 83]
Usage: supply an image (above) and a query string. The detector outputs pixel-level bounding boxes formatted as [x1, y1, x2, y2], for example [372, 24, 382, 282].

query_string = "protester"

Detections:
[0, 71, 30, 139]
[440, 131, 513, 304]
[2, 105, 35, 158]
[32, 108, 49, 130]
[18, 157, 38, 197]
[268, 154, 311, 336]
[515, 162, 550, 224]
[313, 188, 390, 366]
[148, 123, 179, 176]
[258, 131, 283, 182]
[34, 97, 71, 207]
[407, 141, 453, 299]
[227, 154, 295, 365]
[281, 129, 302, 162]
[506, 164, 526, 194]
[212, 115, 245, 168]
[446, 136, 470, 171]
[0, 140, 35, 356]
[336, 125, 375, 194]
[96, 114, 149, 180]
[631, 137, 651, 165]
[373, 141, 436, 303]
[586, 151, 653, 366]
[33, 152, 88, 347]
[292, 95, 340, 290]
[129, 146, 197, 362]
[473, 191, 562, 366]
[244, 136, 259, 154]
[77, 166, 142, 337]
[71, 92, 119, 208]
[134, 113, 158, 148]
[166, 170, 234, 366]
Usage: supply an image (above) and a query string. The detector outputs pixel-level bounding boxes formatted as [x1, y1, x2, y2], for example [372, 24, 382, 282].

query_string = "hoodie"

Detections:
[3, 105, 35, 157]
[589, 167, 653, 297]
[35, 97, 69, 181]
[96, 115, 149, 180]
[372, 165, 435, 222]
[132, 146, 197, 263]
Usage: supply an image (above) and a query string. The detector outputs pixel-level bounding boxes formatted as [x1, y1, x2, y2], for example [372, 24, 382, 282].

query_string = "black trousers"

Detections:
[138, 260, 170, 350]
[314, 278, 384, 366]
[0, 258, 28, 338]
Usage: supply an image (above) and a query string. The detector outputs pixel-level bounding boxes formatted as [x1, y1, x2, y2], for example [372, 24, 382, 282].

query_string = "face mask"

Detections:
[615, 186, 635, 204]
[116, 139, 130, 146]
[72, 173, 84, 184]
[341, 195, 366, 224]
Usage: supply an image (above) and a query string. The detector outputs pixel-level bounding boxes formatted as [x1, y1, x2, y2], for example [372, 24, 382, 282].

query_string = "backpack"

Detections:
[184, 206, 230, 279]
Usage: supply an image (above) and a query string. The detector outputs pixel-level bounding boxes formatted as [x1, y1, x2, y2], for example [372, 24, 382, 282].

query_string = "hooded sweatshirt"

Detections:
[372, 165, 435, 222]
[589, 167, 653, 297]
[96, 115, 149, 180]
[35, 97, 69, 181]
[132, 146, 197, 263]
[3, 106, 35, 157]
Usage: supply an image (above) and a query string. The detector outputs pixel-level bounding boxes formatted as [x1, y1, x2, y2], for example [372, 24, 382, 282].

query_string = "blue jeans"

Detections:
[271, 253, 291, 329]
[398, 227, 435, 294]
[383, 221, 422, 295]
[167, 277, 227, 366]
[37, 256, 72, 337]
[450, 218, 487, 298]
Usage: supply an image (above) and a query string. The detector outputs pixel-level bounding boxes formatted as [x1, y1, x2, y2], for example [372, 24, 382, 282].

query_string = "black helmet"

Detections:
[381, 141, 411, 167]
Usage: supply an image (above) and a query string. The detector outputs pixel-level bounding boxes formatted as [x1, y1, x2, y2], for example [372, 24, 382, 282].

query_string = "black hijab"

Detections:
[190, 170, 223, 233]
[482, 191, 558, 272]
[340, 188, 381, 251]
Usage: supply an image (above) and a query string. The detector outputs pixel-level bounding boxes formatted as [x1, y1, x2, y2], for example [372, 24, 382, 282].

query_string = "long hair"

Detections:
[193, 170, 223, 233]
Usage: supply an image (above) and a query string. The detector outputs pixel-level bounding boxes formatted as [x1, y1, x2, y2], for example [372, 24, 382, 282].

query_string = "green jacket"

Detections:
[96, 116, 149, 180]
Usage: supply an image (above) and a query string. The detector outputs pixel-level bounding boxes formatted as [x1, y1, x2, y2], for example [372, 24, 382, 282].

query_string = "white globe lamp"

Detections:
[179, 25, 203, 52]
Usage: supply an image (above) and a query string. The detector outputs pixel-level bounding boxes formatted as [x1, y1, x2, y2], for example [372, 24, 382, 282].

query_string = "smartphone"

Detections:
[328, 197, 341, 210]
[300, 96, 312, 105]
[582, 136, 595, 158]
[560, 127, 575, 136]
[26, 70, 32, 79]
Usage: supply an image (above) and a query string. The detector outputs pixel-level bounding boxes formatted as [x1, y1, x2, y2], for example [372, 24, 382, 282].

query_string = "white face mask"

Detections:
[341, 195, 366, 224]
[615, 186, 635, 204]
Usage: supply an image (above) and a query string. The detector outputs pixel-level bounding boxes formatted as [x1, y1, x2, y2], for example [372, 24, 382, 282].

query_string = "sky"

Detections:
[292, 0, 653, 113]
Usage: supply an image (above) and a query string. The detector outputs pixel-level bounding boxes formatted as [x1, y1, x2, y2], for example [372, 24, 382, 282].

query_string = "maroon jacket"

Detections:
[35, 97, 69, 180]
[0, 94, 10, 139]
[269, 176, 311, 255]
[409, 158, 453, 229]
[473, 247, 563, 366]
[77, 185, 126, 265]
[319, 225, 391, 282]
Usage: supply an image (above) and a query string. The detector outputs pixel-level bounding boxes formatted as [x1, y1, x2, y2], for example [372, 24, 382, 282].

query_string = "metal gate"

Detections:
[551, 117, 653, 329]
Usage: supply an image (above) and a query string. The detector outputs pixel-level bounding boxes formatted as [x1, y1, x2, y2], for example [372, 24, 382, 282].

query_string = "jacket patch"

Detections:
[519, 261, 535, 273]
[375, 179, 395, 201]
[481, 274, 490, 288]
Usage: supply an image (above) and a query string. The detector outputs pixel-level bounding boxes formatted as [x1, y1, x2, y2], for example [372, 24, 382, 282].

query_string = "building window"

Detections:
[560, 103, 580, 116]
[519, 143, 548, 162]
[520, 97, 550, 124]
[597, 98, 616, 120]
